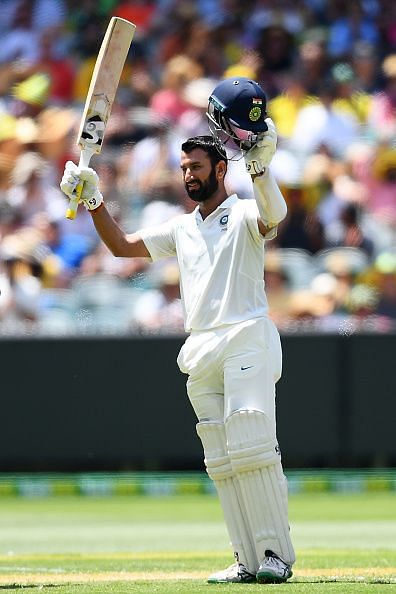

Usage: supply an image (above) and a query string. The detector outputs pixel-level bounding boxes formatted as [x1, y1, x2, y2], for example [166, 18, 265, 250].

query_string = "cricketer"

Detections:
[60, 77, 295, 584]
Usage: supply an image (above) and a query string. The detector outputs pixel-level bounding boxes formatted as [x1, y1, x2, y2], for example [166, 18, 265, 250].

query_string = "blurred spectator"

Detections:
[369, 54, 396, 141]
[153, 3, 200, 64]
[264, 250, 292, 326]
[113, 0, 156, 35]
[6, 151, 66, 225]
[290, 79, 360, 157]
[325, 203, 374, 257]
[351, 41, 381, 94]
[378, 0, 396, 53]
[0, 113, 26, 195]
[95, 158, 127, 223]
[72, 17, 109, 103]
[1, 0, 67, 34]
[327, 0, 379, 60]
[223, 49, 263, 82]
[34, 107, 77, 181]
[31, 212, 93, 285]
[32, 28, 75, 105]
[344, 283, 384, 332]
[0, 1, 40, 67]
[255, 25, 296, 96]
[149, 55, 203, 124]
[276, 185, 325, 254]
[319, 247, 369, 314]
[128, 54, 158, 107]
[318, 169, 369, 234]
[10, 72, 50, 118]
[178, 77, 218, 138]
[125, 111, 187, 226]
[269, 75, 317, 140]
[133, 260, 184, 334]
[374, 253, 396, 320]
[78, 240, 148, 282]
[296, 39, 328, 95]
[365, 147, 396, 228]
[331, 62, 371, 123]
[0, 228, 47, 323]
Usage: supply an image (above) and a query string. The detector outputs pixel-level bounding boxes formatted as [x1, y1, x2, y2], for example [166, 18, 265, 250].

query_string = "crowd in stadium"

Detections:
[0, 0, 396, 336]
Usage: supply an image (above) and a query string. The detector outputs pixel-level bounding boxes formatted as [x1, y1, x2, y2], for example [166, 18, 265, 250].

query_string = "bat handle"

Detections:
[65, 149, 94, 220]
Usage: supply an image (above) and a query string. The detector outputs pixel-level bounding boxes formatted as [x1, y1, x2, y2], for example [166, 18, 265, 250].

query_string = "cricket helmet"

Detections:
[207, 77, 268, 152]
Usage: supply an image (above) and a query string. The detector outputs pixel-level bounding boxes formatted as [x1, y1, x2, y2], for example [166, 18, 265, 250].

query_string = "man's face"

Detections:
[181, 148, 219, 202]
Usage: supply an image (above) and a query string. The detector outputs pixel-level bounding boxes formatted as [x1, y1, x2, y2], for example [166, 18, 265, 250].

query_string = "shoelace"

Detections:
[265, 555, 288, 576]
[238, 563, 255, 578]
[266, 556, 279, 567]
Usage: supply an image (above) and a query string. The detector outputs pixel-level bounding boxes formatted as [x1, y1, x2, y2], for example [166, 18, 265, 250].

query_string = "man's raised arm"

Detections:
[60, 161, 151, 258]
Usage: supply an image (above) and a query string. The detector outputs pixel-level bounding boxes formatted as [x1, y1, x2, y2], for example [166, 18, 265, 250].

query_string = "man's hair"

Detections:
[181, 135, 228, 170]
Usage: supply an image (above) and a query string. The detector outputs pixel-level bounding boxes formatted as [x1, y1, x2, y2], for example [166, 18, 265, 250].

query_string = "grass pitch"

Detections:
[0, 491, 394, 592]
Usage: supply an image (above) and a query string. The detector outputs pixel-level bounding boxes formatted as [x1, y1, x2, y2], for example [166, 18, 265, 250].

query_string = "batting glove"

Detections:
[60, 161, 103, 211]
[244, 118, 277, 177]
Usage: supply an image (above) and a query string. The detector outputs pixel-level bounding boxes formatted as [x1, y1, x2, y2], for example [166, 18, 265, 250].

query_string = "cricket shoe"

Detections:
[207, 562, 256, 584]
[256, 550, 293, 583]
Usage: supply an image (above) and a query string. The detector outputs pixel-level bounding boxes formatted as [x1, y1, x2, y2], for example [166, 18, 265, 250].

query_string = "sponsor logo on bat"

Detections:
[81, 115, 105, 146]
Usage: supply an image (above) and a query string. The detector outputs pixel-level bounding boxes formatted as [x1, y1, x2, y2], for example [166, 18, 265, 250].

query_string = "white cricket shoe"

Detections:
[256, 550, 293, 583]
[207, 562, 256, 583]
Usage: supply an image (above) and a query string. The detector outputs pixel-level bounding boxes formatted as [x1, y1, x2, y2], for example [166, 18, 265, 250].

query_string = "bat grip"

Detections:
[65, 150, 94, 220]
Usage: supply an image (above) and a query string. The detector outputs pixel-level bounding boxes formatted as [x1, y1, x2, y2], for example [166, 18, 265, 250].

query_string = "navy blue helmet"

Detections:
[207, 77, 268, 152]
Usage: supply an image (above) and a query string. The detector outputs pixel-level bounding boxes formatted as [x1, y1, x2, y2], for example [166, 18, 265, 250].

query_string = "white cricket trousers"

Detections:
[177, 317, 295, 570]
[177, 317, 282, 424]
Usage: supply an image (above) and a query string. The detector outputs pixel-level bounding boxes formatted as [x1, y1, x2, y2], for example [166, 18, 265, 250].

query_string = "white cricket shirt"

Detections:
[139, 195, 271, 332]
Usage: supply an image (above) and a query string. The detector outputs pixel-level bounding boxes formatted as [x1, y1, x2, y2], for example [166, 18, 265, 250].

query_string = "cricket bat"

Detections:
[66, 17, 136, 219]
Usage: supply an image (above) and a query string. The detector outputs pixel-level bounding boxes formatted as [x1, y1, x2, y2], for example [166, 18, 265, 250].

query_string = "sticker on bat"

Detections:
[81, 115, 106, 146]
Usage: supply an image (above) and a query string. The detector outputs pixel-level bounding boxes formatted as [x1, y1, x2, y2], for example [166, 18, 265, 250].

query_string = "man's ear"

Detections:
[216, 160, 227, 180]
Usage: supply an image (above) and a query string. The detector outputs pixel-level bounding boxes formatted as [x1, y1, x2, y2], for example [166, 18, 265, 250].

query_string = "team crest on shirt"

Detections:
[219, 214, 229, 230]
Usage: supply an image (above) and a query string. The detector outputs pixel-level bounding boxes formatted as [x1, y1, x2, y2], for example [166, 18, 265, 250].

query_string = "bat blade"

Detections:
[66, 17, 136, 220]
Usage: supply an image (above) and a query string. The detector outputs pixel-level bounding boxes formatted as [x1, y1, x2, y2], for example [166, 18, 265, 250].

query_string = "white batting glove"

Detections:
[60, 161, 103, 211]
[244, 118, 277, 176]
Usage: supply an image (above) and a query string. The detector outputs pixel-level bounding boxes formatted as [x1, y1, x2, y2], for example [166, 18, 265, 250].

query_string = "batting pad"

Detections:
[196, 421, 259, 572]
[226, 409, 295, 566]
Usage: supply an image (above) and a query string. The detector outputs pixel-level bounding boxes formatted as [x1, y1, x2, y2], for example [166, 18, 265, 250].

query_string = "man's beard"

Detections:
[185, 168, 219, 202]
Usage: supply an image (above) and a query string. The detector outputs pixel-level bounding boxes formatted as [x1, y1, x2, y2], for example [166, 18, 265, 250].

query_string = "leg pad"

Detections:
[196, 421, 258, 571]
[225, 410, 295, 566]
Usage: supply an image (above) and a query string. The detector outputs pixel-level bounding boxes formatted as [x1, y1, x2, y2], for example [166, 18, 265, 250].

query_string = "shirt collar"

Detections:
[194, 194, 238, 221]
[218, 194, 238, 209]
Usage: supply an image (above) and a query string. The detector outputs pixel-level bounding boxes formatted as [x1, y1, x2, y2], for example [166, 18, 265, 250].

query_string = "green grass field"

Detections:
[0, 491, 394, 593]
